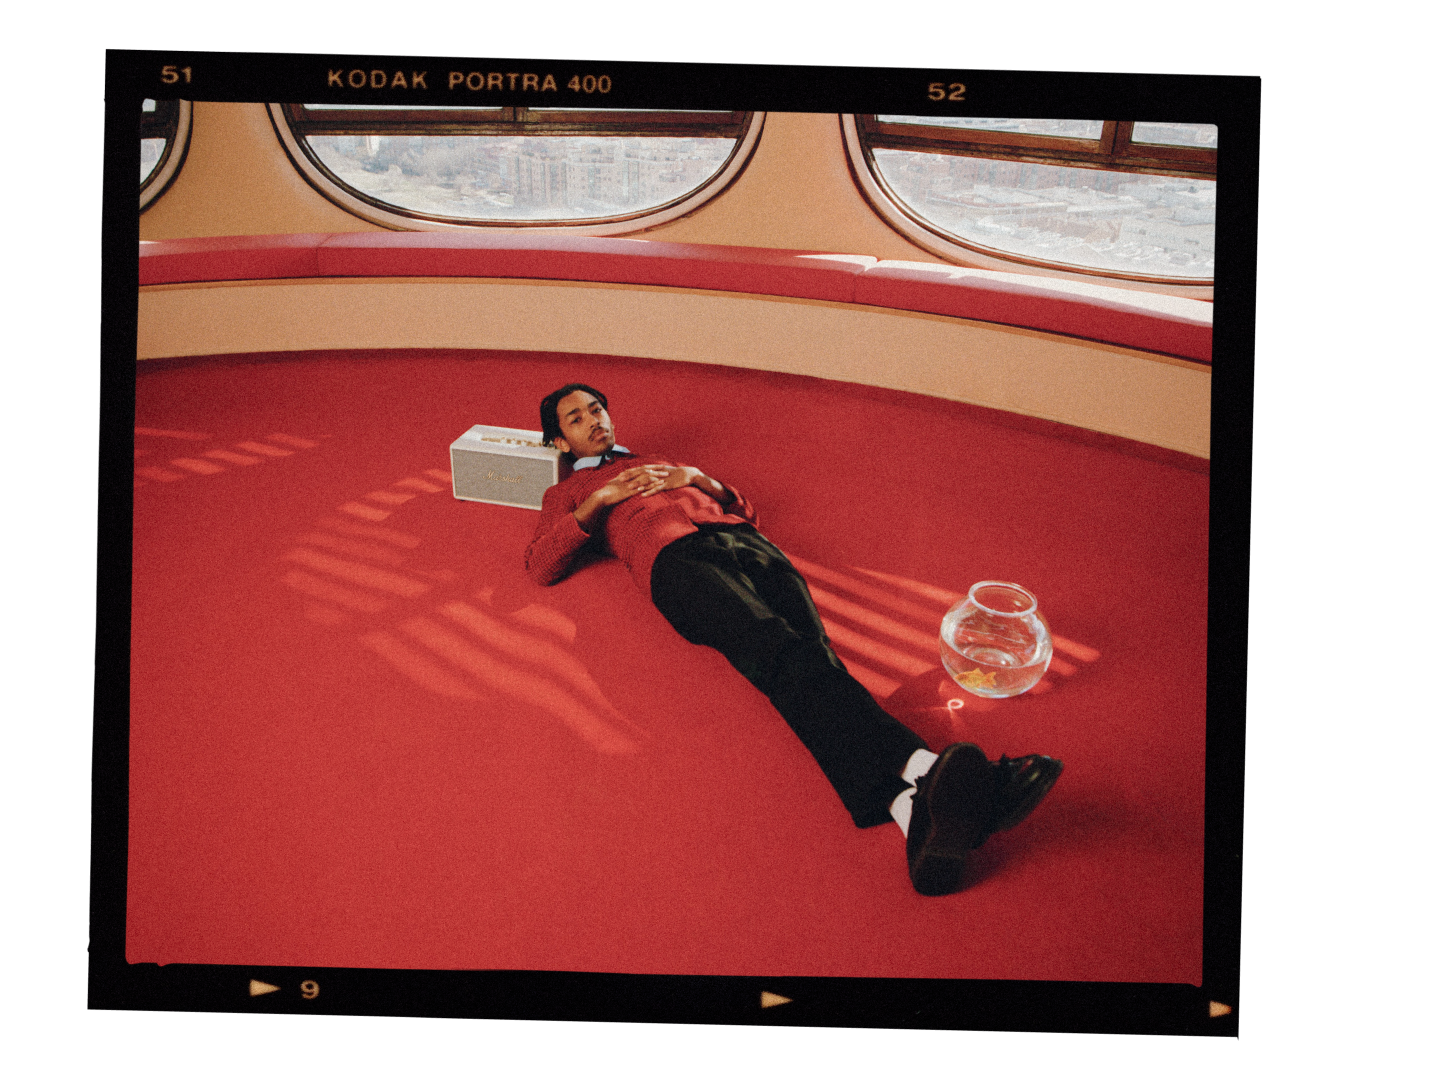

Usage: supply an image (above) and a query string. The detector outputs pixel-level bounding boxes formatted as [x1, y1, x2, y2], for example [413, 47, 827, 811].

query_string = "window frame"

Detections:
[269, 103, 763, 233]
[139, 98, 192, 211]
[844, 114, 1217, 295]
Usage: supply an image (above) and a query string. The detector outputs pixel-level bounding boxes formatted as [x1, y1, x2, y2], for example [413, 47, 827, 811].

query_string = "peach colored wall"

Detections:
[639, 114, 934, 261]
[138, 279, 1211, 458]
[139, 106, 943, 260]
[140, 102, 386, 239]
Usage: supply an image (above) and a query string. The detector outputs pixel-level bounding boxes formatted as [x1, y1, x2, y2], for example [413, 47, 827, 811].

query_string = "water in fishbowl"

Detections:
[939, 605, 1052, 699]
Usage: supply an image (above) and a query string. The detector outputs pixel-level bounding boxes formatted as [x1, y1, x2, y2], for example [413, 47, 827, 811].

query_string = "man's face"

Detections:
[552, 391, 616, 458]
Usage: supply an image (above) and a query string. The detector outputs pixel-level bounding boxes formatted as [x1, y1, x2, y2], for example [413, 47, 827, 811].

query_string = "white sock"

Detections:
[901, 748, 940, 785]
[890, 748, 941, 838]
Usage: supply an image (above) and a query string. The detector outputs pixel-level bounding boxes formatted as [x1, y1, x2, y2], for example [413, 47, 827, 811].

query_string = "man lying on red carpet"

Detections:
[524, 382, 1063, 896]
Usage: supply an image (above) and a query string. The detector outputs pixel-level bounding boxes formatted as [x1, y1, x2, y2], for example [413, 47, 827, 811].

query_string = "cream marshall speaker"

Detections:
[449, 424, 563, 510]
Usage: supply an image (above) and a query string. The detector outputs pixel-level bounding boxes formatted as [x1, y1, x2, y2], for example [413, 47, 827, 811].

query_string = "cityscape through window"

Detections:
[872, 149, 1215, 278]
[856, 115, 1217, 281]
[304, 134, 738, 222]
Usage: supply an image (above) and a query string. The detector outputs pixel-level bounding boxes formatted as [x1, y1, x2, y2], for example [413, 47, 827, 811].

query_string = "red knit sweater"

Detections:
[525, 453, 759, 594]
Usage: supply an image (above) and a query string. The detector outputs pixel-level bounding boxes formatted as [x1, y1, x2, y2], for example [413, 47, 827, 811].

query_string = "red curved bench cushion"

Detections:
[317, 233, 876, 304]
[138, 233, 1212, 362]
[855, 261, 1212, 362]
[139, 233, 328, 283]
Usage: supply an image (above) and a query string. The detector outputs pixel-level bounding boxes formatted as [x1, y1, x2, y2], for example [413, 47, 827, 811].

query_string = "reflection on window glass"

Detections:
[1132, 122, 1218, 148]
[873, 149, 1215, 278]
[305, 134, 737, 221]
[141, 138, 166, 183]
[877, 116, 1104, 139]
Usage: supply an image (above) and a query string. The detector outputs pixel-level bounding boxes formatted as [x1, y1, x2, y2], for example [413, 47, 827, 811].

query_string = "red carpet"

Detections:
[128, 349, 1207, 983]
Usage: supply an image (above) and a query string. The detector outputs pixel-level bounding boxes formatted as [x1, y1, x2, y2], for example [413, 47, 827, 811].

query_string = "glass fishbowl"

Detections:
[939, 581, 1053, 699]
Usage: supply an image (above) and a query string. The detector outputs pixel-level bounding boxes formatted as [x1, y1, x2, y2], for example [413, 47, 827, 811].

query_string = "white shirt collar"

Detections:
[571, 445, 630, 470]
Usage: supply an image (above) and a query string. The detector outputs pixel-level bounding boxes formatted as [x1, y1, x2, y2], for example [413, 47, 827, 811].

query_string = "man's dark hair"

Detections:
[539, 383, 608, 455]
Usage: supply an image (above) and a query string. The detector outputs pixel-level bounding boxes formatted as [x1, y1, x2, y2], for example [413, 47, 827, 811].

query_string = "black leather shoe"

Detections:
[988, 753, 1064, 835]
[906, 742, 993, 896]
